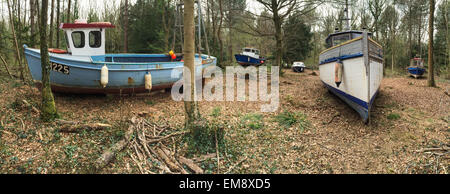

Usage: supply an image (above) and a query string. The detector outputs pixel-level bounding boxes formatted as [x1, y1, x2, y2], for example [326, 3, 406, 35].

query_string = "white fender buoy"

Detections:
[101, 65, 108, 88]
[145, 73, 152, 90]
[335, 61, 343, 88]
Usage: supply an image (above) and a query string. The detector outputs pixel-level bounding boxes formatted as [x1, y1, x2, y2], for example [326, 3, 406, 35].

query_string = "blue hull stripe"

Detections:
[235, 54, 263, 65]
[319, 53, 363, 65]
[408, 67, 425, 75]
[323, 82, 369, 109]
[322, 81, 380, 122]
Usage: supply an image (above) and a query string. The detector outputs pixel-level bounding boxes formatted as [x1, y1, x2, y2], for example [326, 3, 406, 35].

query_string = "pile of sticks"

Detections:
[127, 117, 204, 174]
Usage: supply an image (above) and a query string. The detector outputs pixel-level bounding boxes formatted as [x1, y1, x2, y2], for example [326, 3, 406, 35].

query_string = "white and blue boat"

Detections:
[24, 21, 216, 94]
[319, 29, 383, 123]
[235, 47, 266, 66]
[407, 58, 426, 78]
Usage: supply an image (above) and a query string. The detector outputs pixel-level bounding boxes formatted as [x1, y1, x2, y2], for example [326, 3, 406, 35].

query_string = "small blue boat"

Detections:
[408, 58, 426, 78]
[235, 47, 266, 66]
[24, 21, 216, 94]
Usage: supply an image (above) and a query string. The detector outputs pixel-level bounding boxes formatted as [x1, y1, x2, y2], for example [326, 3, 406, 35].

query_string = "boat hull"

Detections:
[319, 34, 383, 123]
[235, 54, 265, 66]
[24, 46, 216, 94]
[408, 67, 425, 78]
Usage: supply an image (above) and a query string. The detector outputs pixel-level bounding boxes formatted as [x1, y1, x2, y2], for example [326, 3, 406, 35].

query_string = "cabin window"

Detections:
[332, 34, 351, 46]
[89, 31, 102, 48]
[71, 31, 85, 48]
[255, 50, 260, 55]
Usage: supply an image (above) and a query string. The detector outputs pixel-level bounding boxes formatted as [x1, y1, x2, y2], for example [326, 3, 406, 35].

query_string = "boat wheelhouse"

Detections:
[319, 29, 384, 123]
[235, 47, 266, 66]
[24, 20, 216, 94]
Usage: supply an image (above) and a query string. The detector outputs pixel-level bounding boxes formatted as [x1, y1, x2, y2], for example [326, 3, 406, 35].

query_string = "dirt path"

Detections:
[0, 70, 448, 174]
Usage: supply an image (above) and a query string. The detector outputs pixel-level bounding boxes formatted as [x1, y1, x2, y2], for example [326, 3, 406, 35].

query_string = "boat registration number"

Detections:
[51, 62, 70, 75]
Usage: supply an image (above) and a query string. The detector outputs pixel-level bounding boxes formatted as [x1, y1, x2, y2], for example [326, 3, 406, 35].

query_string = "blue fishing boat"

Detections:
[235, 47, 266, 66]
[24, 21, 216, 94]
[407, 58, 426, 78]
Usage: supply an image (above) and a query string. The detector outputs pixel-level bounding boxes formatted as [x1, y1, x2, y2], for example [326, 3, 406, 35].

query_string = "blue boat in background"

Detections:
[408, 58, 426, 79]
[235, 47, 266, 66]
[24, 21, 216, 94]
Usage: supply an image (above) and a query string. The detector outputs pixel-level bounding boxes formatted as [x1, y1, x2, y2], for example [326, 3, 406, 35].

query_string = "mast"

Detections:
[343, 0, 350, 31]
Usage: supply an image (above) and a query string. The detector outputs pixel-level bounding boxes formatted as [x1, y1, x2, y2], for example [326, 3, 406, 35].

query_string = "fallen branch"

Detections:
[415, 147, 449, 153]
[192, 153, 217, 163]
[94, 124, 134, 170]
[215, 131, 220, 174]
[58, 122, 112, 133]
[0, 55, 13, 79]
[154, 147, 186, 173]
[179, 156, 204, 174]
[146, 131, 188, 144]
[325, 113, 339, 125]
[22, 100, 40, 114]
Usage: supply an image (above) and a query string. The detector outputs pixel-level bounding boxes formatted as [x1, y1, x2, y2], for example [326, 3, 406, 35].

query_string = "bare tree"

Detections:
[254, 0, 299, 67]
[368, 0, 386, 40]
[56, 0, 60, 48]
[218, 0, 224, 63]
[40, 0, 58, 121]
[183, 0, 201, 129]
[6, 0, 25, 81]
[49, 0, 55, 48]
[30, 0, 37, 47]
[67, 0, 71, 23]
[123, 0, 129, 53]
[428, 0, 436, 87]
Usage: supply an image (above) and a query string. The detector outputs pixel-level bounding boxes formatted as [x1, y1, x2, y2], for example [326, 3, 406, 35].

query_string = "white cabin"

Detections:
[60, 20, 115, 56]
[241, 47, 261, 59]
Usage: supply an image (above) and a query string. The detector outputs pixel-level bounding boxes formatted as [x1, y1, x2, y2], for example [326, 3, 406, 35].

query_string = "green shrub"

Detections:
[274, 110, 310, 132]
[241, 113, 264, 130]
[387, 113, 401, 120]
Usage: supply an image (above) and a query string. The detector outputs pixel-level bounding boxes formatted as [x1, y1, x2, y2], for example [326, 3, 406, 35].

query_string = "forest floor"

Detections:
[0, 69, 448, 174]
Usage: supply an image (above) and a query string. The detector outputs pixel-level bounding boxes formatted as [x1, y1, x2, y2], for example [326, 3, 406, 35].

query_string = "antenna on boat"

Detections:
[172, 0, 211, 58]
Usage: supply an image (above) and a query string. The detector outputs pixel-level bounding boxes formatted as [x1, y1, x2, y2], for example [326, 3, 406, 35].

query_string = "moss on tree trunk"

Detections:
[40, 0, 58, 122]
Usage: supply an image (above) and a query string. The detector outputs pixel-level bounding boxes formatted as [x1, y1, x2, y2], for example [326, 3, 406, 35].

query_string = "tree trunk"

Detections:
[227, 4, 233, 63]
[6, 0, 25, 81]
[162, 0, 171, 52]
[49, 0, 55, 48]
[183, 0, 201, 128]
[67, 0, 71, 23]
[273, 9, 283, 68]
[56, 0, 60, 48]
[218, 0, 224, 64]
[428, 0, 436, 87]
[123, 0, 129, 53]
[408, 4, 413, 58]
[418, 13, 422, 57]
[40, 0, 58, 122]
[30, 0, 36, 47]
